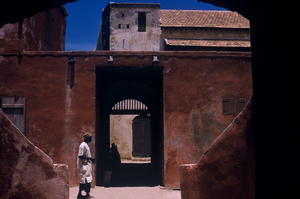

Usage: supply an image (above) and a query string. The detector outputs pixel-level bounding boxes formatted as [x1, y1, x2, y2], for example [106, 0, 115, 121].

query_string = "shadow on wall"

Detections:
[180, 96, 255, 199]
[0, 108, 69, 199]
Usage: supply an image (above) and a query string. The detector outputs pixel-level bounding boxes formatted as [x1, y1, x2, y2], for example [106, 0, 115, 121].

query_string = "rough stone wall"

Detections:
[0, 108, 69, 199]
[180, 96, 254, 199]
[109, 5, 161, 51]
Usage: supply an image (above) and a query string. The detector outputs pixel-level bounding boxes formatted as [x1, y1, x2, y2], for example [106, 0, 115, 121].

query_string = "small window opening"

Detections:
[222, 98, 246, 116]
[138, 12, 146, 32]
[1, 97, 26, 134]
[118, 24, 121, 29]
[126, 24, 130, 29]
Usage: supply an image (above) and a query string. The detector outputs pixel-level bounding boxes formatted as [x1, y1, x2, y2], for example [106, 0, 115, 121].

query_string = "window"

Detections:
[44, 10, 54, 50]
[222, 98, 246, 116]
[118, 24, 121, 28]
[126, 24, 130, 29]
[1, 97, 26, 134]
[138, 12, 146, 32]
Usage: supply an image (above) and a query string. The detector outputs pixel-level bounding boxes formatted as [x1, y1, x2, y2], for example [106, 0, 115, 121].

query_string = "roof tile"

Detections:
[160, 10, 250, 29]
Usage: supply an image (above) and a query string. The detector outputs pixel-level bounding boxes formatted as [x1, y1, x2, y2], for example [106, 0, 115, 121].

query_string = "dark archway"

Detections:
[95, 66, 163, 186]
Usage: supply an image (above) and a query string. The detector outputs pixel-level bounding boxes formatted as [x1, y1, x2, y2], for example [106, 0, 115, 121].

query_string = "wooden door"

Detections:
[132, 115, 151, 157]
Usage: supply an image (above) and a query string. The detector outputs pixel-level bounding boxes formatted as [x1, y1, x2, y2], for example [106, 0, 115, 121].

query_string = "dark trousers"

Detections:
[78, 179, 91, 196]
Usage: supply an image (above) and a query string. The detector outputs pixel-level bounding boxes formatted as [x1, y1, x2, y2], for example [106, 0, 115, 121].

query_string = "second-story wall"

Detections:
[97, 3, 161, 51]
[0, 6, 67, 53]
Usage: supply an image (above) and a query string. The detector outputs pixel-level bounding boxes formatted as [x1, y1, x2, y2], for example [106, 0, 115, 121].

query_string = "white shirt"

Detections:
[77, 142, 93, 183]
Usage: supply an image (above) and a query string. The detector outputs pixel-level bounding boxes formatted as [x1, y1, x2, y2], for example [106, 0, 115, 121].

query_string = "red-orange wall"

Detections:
[162, 52, 252, 187]
[0, 51, 252, 187]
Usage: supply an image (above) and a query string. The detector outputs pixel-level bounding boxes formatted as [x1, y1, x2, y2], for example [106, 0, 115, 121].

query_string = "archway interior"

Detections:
[110, 99, 152, 163]
[96, 66, 163, 187]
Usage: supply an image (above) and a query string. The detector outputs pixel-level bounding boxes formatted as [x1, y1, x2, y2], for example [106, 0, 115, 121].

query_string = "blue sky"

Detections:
[64, 0, 226, 51]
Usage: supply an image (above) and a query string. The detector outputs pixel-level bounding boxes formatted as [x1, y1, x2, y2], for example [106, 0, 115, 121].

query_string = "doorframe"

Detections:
[95, 65, 164, 186]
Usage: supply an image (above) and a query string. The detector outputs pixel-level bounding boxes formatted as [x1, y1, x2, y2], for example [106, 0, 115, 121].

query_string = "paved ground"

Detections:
[70, 186, 181, 199]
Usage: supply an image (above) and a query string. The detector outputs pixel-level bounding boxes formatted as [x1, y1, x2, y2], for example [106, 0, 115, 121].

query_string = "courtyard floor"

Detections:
[70, 186, 181, 199]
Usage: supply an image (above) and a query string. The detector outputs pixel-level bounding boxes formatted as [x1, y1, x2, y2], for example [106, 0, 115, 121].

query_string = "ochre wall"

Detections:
[0, 51, 252, 187]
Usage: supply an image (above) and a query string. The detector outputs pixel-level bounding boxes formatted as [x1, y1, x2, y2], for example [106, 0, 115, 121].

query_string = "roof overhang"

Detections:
[165, 38, 251, 48]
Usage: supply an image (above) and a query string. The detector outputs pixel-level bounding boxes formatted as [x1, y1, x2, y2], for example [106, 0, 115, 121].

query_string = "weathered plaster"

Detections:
[0, 109, 69, 198]
[180, 96, 255, 199]
[99, 3, 161, 51]
[163, 53, 252, 188]
[110, 114, 138, 159]
[0, 7, 66, 53]
[0, 51, 252, 187]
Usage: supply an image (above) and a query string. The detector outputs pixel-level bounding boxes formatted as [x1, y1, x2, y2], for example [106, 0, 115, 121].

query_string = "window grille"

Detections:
[112, 99, 148, 111]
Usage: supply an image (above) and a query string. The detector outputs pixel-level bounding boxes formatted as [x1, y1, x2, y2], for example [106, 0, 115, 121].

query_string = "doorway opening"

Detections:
[96, 66, 163, 187]
[132, 114, 151, 159]
[109, 99, 151, 164]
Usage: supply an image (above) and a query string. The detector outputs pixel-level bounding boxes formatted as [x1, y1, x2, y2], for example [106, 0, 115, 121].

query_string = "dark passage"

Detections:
[95, 66, 164, 187]
[108, 163, 158, 187]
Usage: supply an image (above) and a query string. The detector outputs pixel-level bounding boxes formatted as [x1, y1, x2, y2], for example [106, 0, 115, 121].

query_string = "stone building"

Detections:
[1, 0, 299, 198]
[96, 3, 161, 51]
[96, 2, 251, 162]
[96, 2, 250, 52]
[160, 10, 250, 51]
[1, 1, 252, 191]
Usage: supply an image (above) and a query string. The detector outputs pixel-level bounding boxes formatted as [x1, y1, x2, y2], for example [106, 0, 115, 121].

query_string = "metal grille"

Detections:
[112, 99, 148, 111]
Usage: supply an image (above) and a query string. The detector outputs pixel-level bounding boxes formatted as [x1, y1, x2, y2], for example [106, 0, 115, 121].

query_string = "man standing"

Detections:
[77, 133, 95, 199]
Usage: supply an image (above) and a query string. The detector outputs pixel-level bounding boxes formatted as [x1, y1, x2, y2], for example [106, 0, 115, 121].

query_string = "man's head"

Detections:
[83, 133, 92, 143]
